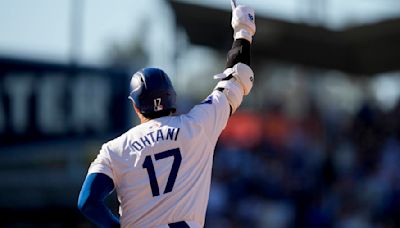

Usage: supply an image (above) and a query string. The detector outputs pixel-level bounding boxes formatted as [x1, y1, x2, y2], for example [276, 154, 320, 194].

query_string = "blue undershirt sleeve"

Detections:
[77, 173, 120, 228]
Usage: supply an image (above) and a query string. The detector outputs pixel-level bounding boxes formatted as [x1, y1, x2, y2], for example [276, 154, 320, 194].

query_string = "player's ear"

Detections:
[132, 103, 140, 114]
[132, 104, 149, 124]
[132, 103, 141, 120]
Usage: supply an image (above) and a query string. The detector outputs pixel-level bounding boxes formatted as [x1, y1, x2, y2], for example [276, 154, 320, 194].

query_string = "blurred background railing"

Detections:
[0, 0, 399, 227]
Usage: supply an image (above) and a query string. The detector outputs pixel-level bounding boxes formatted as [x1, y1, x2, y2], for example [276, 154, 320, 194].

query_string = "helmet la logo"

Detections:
[154, 98, 163, 111]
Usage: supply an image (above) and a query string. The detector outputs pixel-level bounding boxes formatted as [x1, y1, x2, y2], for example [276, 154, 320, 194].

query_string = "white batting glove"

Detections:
[231, 5, 256, 43]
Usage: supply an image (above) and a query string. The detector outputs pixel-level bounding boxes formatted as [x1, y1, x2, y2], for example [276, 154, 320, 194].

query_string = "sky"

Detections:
[0, 0, 174, 67]
[0, 0, 400, 66]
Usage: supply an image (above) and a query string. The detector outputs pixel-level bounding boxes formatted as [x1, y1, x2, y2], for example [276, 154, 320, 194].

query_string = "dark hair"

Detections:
[141, 108, 175, 119]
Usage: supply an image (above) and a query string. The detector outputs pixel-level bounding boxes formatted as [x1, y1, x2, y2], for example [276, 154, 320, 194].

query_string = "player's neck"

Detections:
[139, 115, 151, 124]
[133, 104, 151, 124]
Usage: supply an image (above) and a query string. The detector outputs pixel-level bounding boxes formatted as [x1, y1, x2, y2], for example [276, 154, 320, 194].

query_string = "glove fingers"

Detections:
[231, 5, 256, 42]
[231, 0, 237, 11]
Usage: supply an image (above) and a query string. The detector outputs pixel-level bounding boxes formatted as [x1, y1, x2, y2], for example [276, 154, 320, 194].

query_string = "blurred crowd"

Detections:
[206, 100, 400, 228]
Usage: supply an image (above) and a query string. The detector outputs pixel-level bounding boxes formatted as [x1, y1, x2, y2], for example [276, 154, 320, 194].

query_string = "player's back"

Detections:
[90, 91, 230, 227]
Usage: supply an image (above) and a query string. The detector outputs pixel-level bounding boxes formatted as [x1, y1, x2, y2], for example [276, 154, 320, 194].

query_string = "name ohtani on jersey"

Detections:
[129, 127, 180, 166]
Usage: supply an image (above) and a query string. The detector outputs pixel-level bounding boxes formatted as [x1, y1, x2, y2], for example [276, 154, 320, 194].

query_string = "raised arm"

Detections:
[183, 2, 256, 139]
[215, 3, 256, 114]
[226, 2, 255, 68]
[214, 3, 256, 114]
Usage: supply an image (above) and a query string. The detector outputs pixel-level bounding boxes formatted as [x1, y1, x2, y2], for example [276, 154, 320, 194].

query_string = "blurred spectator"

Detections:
[207, 97, 400, 228]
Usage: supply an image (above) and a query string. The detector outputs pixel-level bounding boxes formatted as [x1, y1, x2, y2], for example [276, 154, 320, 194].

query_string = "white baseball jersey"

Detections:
[87, 90, 230, 227]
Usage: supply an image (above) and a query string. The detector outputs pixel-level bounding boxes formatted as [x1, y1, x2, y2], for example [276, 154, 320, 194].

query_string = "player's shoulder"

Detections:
[196, 90, 229, 111]
[183, 90, 229, 118]
[101, 126, 139, 156]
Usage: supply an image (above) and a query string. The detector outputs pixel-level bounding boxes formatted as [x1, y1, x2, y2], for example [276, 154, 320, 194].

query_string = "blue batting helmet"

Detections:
[128, 68, 177, 115]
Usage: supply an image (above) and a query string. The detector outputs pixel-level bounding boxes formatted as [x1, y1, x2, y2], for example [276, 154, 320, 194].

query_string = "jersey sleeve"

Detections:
[184, 90, 231, 140]
[87, 143, 114, 181]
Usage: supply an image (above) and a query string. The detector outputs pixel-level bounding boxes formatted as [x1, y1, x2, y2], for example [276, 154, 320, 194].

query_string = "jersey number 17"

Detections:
[142, 148, 182, 197]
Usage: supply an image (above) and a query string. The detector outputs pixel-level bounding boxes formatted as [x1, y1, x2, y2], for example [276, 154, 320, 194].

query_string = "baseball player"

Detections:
[77, 2, 256, 227]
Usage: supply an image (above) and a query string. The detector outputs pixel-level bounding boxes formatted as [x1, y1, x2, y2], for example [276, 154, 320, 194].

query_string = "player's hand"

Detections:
[231, 4, 256, 43]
